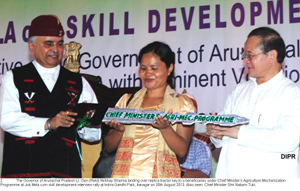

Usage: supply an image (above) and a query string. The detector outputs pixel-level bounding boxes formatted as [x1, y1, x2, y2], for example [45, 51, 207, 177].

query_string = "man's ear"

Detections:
[28, 41, 35, 55]
[268, 50, 278, 63]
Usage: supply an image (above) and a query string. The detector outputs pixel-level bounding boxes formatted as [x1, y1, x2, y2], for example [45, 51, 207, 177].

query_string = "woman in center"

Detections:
[104, 41, 195, 178]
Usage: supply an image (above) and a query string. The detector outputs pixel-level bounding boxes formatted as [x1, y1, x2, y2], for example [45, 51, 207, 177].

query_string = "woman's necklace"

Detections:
[141, 96, 164, 110]
[141, 96, 164, 130]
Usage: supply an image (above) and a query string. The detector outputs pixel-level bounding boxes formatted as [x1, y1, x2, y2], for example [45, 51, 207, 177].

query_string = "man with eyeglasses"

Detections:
[207, 27, 300, 178]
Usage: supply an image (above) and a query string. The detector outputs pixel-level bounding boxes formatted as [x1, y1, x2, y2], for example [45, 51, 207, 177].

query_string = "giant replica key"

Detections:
[102, 108, 249, 126]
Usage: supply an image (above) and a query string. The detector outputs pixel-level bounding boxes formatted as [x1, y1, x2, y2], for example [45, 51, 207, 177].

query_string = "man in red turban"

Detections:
[0, 15, 100, 178]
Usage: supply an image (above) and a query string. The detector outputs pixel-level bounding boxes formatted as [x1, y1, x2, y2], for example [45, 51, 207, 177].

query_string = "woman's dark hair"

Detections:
[248, 27, 286, 64]
[138, 41, 175, 88]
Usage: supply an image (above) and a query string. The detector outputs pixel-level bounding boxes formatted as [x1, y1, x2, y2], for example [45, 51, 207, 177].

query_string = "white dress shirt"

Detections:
[211, 71, 300, 178]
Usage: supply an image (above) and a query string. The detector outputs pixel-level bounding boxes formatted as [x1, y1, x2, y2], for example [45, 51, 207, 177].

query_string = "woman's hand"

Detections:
[105, 119, 125, 133]
[152, 109, 194, 157]
[152, 109, 173, 131]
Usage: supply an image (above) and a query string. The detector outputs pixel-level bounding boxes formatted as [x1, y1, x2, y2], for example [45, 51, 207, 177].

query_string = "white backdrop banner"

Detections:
[1, 0, 300, 113]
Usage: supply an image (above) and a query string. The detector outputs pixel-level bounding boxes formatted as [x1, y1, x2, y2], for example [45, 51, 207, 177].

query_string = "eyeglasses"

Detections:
[240, 52, 264, 60]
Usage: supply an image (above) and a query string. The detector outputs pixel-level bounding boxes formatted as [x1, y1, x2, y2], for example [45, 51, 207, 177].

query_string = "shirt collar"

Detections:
[250, 70, 284, 89]
[32, 60, 60, 81]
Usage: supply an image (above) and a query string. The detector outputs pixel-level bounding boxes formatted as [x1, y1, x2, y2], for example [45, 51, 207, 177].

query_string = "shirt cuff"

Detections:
[31, 118, 48, 137]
